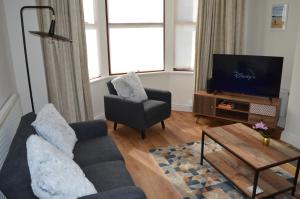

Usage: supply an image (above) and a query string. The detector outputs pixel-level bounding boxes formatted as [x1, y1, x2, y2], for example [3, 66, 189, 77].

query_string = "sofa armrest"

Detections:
[70, 120, 107, 140]
[145, 88, 171, 105]
[79, 186, 146, 199]
[104, 95, 146, 128]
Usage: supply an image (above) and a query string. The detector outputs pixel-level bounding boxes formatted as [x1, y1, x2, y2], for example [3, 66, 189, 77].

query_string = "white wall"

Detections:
[0, 0, 16, 108]
[245, 0, 300, 127]
[3, 0, 48, 114]
[245, 0, 300, 91]
[244, 0, 266, 54]
[90, 78, 109, 119]
[282, 15, 300, 147]
[141, 72, 194, 112]
[168, 72, 194, 112]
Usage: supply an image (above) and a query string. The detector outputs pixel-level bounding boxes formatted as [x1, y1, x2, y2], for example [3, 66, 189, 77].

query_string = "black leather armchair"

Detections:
[104, 81, 171, 139]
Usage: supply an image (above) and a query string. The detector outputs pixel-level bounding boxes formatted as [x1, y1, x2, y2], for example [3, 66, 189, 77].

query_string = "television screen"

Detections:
[211, 54, 283, 98]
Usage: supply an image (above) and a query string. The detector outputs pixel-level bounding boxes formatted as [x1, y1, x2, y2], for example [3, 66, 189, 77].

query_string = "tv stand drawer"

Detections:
[193, 95, 215, 117]
[250, 103, 277, 117]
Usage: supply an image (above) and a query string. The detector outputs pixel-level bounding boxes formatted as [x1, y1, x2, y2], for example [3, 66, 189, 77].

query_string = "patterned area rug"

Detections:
[149, 141, 299, 199]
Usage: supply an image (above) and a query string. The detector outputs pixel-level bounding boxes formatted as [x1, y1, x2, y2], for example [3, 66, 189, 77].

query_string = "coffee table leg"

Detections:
[292, 159, 300, 196]
[252, 171, 259, 199]
[200, 132, 205, 165]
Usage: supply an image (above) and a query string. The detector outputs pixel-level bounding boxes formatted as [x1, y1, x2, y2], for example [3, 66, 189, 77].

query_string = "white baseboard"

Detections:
[94, 113, 106, 120]
[93, 103, 193, 120]
[281, 131, 300, 149]
[172, 104, 192, 112]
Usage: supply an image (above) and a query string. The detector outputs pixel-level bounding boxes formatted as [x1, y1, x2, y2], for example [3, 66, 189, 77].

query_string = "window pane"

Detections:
[176, 0, 198, 22]
[85, 29, 100, 79]
[83, 0, 95, 24]
[107, 0, 164, 23]
[175, 25, 196, 69]
[109, 27, 164, 74]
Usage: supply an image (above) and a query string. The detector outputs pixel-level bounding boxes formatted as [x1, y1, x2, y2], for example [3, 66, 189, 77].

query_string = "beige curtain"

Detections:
[194, 0, 245, 91]
[36, 0, 93, 122]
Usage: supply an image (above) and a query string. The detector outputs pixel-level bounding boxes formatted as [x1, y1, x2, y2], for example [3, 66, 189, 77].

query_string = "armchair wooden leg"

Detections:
[141, 130, 146, 139]
[114, 122, 117, 130]
[161, 121, 165, 129]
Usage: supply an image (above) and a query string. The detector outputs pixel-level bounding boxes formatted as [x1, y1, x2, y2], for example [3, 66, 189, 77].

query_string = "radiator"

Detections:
[0, 94, 22, 199]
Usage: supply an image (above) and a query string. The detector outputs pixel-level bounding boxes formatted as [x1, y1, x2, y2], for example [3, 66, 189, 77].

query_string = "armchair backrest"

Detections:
[107, 80, 117, 95]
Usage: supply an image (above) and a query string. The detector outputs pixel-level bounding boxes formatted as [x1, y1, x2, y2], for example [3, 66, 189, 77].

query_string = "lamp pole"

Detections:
[20, 6, 71, 113]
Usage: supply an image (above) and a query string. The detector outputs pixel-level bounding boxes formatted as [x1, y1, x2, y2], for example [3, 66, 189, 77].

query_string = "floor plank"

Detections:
[107, 111, 299, 199]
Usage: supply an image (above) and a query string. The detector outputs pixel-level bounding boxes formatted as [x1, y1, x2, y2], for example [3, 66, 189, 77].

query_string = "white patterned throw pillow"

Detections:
[111, 72, 148, 102]
[26, 135, 97, 199]
[31, 104, 77, 159]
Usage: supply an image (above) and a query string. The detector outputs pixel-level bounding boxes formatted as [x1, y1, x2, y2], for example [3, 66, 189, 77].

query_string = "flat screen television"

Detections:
[211, 54, 283, 98]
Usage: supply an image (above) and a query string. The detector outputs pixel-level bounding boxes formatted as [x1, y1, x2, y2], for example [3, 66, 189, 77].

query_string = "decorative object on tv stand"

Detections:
[20, 6, 72, 113]
[253, 121, 271, 146]
[217, 100, 234, 110]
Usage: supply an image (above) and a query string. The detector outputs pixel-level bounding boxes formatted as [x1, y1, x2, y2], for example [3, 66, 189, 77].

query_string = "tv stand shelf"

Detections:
[193, 91, 281, 128]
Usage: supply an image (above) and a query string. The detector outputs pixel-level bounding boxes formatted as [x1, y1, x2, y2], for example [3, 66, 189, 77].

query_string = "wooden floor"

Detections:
[107, 111, 299, 199]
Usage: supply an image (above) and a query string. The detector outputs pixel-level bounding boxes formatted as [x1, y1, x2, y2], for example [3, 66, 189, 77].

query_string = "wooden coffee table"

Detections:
[200, 123, 300, 199]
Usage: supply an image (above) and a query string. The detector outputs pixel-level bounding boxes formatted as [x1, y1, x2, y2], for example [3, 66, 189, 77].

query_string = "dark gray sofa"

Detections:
[105, 81, 171, 139]
[0, 113, 146, 199]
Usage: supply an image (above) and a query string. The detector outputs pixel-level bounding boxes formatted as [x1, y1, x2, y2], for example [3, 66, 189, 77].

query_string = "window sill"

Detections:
[168, 71, 194, 75]
[89, 70, 194, 84]
[136, 70, 168, 76]
[90, 76, 110, 84]
[109, 70, 166, 76]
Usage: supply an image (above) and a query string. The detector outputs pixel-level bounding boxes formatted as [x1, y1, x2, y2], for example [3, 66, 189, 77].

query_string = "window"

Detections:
[106, 0, 165, 74]
[174, 0, 198, 71]
[83, 0, 101, 79]
[83, 0, 197, 76]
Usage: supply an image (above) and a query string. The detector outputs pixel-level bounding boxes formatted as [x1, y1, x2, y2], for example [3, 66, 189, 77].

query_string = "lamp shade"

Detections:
[29, 19, 72, 42]
[29, 31, 72, 42]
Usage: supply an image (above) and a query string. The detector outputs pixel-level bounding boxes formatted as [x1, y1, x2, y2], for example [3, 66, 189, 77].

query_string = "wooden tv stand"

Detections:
[193, 91, 281, 128]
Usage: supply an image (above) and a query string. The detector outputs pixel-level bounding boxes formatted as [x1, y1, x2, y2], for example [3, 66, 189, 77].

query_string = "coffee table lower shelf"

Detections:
[204, 150, 294, 199]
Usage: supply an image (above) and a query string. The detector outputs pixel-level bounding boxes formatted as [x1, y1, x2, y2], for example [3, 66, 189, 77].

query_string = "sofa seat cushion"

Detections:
[74, 136, 123, 167]
[143, 100, 169, 123]
[83, 161, 134, 192]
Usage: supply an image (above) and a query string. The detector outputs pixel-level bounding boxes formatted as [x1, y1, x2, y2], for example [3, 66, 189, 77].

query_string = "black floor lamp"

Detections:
[20, 6, 72, 113]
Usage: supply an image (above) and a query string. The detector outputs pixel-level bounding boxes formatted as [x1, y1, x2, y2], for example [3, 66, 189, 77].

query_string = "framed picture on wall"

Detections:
[271, 4, 288, 30]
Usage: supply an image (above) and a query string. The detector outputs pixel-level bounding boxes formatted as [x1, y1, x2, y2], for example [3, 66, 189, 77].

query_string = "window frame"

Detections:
[84, 0, 102, 80]
[105, 0, 166, 75]
[173, 0, 198, 72]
